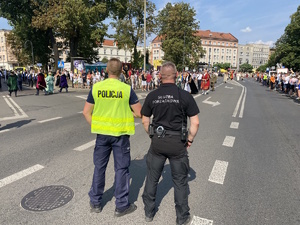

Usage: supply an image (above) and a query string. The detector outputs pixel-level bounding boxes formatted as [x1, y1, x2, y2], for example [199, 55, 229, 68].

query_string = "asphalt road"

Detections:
[0, 78, 299, 225]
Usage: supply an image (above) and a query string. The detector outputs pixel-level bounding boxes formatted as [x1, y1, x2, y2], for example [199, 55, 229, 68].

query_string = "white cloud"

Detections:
[241, 26, 252, 32]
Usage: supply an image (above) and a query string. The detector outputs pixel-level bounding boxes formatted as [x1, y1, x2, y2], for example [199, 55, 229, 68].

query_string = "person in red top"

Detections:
[201, 70, 210, 95]
[146, 72, 152, 91]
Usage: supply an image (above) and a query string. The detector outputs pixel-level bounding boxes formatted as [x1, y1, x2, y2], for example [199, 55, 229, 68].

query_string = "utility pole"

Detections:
[143, 0, 146, 72]
[24, 40, 34, 67]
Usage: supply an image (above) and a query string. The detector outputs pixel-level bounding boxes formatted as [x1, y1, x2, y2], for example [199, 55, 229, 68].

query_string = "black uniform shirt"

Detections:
[141, 83, 199, 131]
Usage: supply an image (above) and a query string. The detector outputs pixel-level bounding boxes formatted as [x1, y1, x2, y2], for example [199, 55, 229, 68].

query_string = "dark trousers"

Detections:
[142, 150, 190, 224]
[59, 87, 68, 92]
[18, 81, 22, 91]
[9, 90, 17, 96]
[197, 80, 202, 91]
[0, 77, 2, 88]
[89, 134, 131, 210]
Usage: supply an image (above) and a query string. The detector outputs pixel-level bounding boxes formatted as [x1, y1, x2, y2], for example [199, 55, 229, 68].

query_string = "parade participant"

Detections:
[7, 71, 18, 97]
[146, 71, 152, 91]
[211, 72, 217, 91]
[188, 72, 198, 94]
[201, 70, 210, 95]
[45, 72, 55, 95]
[183, 72, 191, 93]
[223, 72, 228, 83]
[263, 73, 268, 86]
[17, 71, 23, 91]
[55, 70, 61, 87]
[83, 58, 142, 217]
[230, 71, 234, 80]
[35, 70, 46, 95]
[59, 71, 69, 92]
[141, 61, 199, 225]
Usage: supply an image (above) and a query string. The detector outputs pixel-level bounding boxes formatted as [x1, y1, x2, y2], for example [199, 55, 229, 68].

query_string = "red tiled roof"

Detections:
[102, 39, 117, 46]
[195, 30, 238, 42]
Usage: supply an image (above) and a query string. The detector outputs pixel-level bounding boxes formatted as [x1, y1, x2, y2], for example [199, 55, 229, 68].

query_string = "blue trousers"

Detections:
[89, 134, 131, 210]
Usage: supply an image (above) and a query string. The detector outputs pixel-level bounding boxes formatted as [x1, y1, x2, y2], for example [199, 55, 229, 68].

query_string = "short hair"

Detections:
[107, 58, 122, 76]
[160, 61, 177, 80]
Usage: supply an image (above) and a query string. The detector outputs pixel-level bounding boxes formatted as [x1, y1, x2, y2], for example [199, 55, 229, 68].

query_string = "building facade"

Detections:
[97, 40, 132, 63]
[238, 43, 270, 69]
[150, 30, 239, 70]
[196, 30, 239, 70]
[0, 29, 18, 70]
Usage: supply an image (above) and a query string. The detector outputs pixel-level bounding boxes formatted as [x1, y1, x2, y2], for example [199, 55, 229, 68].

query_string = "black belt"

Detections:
[154, 129, 181, 136]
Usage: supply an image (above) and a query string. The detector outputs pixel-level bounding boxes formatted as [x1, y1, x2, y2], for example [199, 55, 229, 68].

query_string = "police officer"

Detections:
[83, 58, 142, 217]
[141, 61, 200, 225]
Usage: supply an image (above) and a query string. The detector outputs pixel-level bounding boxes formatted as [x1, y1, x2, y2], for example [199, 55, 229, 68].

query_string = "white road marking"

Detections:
[193, 93, 202, 99]
[7, 96, 28, 118]
[0, 164, 44, 188]
[225, 86, 233, 89]
[232, 86, 245, 117]
[202, 97, 220, 107]
[230, 122, 239, 129]
[38, 117, 62, 123]
[208, 160, 228, 185]
[3, 96, 19, 116]
[77, 111, 83, 114]
[0, 96, 29, 121]
[222, 136, 235, 147]
[0, 129, 10, 134]
[76, 95, 87, 100]
[191, 215, 213, 225]
[135, 123, 140, 126]
[239, 87, 247, 118]
[74, 140, 95, 151]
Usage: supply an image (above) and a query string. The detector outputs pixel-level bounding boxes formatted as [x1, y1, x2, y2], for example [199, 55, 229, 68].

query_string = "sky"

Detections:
[0, 0, 299, 47]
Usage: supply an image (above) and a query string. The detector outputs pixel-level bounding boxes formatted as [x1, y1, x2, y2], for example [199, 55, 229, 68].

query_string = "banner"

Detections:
[73, 60, 85, 72]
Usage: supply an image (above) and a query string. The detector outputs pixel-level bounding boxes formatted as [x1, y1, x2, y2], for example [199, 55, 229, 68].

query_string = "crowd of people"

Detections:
[254, 71, 300, 99]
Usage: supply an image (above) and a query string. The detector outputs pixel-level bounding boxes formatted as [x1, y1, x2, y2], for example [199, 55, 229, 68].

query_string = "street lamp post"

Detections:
[143, 0, 146, 72]
[24, 40, 34, 67]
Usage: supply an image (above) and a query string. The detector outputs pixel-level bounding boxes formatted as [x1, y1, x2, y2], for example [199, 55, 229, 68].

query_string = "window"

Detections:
[111, 49, 113, 55]
[222, 49, 224, 54]
[104, 49, 106, 54]
[154, 44, 156, 47]
[1, 37, 3, 42]
[116, 50, 119, 55]
[234, 50, 236, 54]
[205, 41, 207, 44]
[222, 42, 224, 46]
[218, 42, 220, 45]
[217, 49, 219, 53]
[3, 55, 5, 61]
[226, 43, 228, 46]
[234, 43, 236, 46]
[158, 44, 160, 47]
[240, 52, 243, 56]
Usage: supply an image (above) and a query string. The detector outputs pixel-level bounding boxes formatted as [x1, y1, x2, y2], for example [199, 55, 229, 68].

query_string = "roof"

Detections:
[102, 39, 117, 46]
[152, 35, 164, 43]
[195, 30, 238, 42]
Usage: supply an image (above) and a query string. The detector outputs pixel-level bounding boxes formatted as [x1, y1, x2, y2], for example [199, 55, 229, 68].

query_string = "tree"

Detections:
[239, 63, 253, 72]
[0, 0, 51, 68]
[213, 62, 231, 70]
[256, 64, 268, 72]
[101, 57, 109, 63]
[32, 0, 108, 65]
[156, 2, 204, 71]
[111, 0, 156, 69]
[274, 5, 300, 71]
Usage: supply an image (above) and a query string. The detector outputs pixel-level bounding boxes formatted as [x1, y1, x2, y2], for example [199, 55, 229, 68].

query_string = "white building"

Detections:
[97, 40, 132, 63]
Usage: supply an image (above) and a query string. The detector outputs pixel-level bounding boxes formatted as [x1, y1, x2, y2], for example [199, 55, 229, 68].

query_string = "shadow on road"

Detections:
[101, 153, 196, 212]
[0, 119, 35, 131]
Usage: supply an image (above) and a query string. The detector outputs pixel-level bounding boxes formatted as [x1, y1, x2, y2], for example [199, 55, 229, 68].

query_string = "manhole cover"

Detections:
[21, 185, 74, 212]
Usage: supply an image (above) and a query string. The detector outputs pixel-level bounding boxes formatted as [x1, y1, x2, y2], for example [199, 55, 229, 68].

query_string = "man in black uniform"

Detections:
[141, 61, 200, 225]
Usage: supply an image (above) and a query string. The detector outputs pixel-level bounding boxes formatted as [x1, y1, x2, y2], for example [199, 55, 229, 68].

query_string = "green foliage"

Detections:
[31, 0, 108, 63]
[111, 0, 156, 69]
[156, 2, 204, 71]
[0, 0, 51, 68]
[239, 63, 253, 72]
[256, 64, 268, 72]
[213, 62, 231, 70]
[274, 5, 300, 71]
[101, 57, 109, 63]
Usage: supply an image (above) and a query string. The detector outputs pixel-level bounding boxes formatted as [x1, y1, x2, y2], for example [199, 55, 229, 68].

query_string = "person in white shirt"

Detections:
[196, 73, 202, 91]
[284, 75, 290, 93]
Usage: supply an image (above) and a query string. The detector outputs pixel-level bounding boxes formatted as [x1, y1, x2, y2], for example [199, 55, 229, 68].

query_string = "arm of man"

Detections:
[142, 116, 150, 134]
[83, 102, 94, 125]
[131, 102, 142, 118]
[187, 115, 199, 148]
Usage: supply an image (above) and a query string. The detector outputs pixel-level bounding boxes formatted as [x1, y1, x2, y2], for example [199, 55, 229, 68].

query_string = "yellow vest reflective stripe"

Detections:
[91, 78, 135, 136]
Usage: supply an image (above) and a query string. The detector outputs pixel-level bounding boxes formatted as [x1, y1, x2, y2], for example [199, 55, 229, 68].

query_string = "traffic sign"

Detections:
[58, 61, 64, 68]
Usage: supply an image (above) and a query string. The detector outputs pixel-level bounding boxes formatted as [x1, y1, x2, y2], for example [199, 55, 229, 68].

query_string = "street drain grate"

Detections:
[21, 185, 74, 212]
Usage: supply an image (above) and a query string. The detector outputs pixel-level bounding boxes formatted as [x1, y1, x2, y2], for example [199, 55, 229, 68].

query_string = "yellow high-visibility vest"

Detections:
[91, 78, 135, 136]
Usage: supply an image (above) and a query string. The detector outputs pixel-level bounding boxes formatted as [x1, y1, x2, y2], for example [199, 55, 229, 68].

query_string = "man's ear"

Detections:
[159, 72, 162, 79]
[175, 71, 178, 78]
